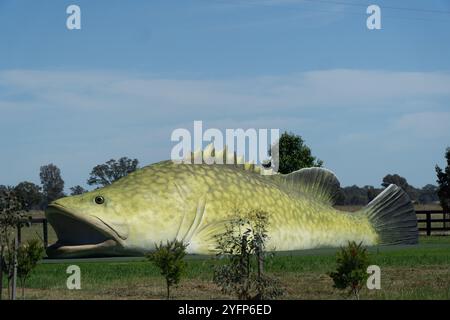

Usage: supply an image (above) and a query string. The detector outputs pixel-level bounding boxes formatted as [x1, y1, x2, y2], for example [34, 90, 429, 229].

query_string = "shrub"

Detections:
[146, 240, 187, 299]
[17, 239, 45, 299]
[213, 209, 283, 300]
[328, 241, 370, 300]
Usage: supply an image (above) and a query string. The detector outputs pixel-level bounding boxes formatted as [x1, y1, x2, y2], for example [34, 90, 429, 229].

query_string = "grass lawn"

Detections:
[2, 236, 449, 300]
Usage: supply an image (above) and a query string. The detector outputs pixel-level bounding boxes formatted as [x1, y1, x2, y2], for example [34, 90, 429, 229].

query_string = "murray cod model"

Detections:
[46, 147, 418, 258]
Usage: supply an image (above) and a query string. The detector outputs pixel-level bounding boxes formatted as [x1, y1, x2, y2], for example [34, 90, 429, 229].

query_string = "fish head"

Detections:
[46, 184, 136, 258]
[45, 163, 188, 258]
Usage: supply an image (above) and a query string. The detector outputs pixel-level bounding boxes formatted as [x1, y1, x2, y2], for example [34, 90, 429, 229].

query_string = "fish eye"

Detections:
[94, 196, 105, 205]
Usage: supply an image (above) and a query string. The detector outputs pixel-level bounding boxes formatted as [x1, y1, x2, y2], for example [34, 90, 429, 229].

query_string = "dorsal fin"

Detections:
[280, 167, 341, 205]
[183, 143, 265, 174]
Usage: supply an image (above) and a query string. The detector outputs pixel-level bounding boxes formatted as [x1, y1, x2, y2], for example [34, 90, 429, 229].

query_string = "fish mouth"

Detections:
[46, 204, 125, 258]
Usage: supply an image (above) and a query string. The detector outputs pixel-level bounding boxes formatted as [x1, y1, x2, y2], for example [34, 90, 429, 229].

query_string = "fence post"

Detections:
[17, 225, 22, 245]
[444, 211, 447, 230]
[444, 211, 449, 230]
[426, 212, 431, 236]
[43, 219, 48, 248]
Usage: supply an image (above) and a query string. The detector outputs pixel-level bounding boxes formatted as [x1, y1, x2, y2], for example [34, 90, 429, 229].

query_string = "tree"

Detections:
[146, 240, 187, 299]
[337, 185, 369, 206]
[276, 132, 322, 174]
[417, 184, 439, 204]
[381, 174, 417, 201]
[213, 210, 283, 300]
[17, 239, 45, 299]
[39, 164, 65, 207]
[70, 185, 88, 196]
[87, 157, 139, 188]
[14, 182, 42, 211]
[436, 147, 450, 212]
[365, 185, 382, 202]
[329, 241, 370, 300]
[381, 174, 409, 190]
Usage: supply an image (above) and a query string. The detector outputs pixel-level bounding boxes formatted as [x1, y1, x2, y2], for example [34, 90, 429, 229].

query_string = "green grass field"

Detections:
[2, 236, 449, 300]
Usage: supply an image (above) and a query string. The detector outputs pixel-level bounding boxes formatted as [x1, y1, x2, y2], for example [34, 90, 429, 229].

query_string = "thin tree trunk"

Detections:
[11, 230, 18, 300]
[353, 288, 360, 300]
[7, 277, 10, 299]
[0, 245, 4, 300]
[166, 280, 170, 299]
[256, 243, 263, 280]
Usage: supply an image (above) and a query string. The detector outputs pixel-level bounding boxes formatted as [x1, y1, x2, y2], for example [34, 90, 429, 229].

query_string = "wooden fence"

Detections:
[17, 217, 49, 248]
[416, 210, 450, 236]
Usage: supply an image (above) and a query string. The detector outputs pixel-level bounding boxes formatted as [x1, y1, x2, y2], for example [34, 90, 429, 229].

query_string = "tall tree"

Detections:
[69, 185, 87, 196]
[381, 174, 409, 190]
[87, 157, 139, 188]
[381, 174, 417, 201]
[39, 164, 65, 207]
[276, 132, 322, 174]
[436, 147, 450, 212]
[14, 182, 42, 211]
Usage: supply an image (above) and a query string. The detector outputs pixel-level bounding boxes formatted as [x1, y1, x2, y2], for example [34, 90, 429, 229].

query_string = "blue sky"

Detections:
[1, 0, 450, 191]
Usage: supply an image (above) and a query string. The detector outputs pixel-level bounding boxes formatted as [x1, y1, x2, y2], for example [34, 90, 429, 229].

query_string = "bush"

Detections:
[17, 239, 45, 299]
[213, 210, 283, 300]
[328, 241, 370, 300]
[146, 240, 187, 299]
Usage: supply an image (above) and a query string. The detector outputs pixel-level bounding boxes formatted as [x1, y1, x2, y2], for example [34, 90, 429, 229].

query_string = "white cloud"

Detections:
[393, 112, 450, 139]
[1, 69, 450, 117]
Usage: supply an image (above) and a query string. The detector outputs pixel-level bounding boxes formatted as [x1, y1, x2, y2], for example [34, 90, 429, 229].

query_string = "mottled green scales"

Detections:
[46, 151, 418, 258]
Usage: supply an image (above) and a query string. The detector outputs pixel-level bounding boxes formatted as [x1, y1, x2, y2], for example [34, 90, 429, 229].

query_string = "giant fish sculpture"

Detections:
[46, 148, 418, 258]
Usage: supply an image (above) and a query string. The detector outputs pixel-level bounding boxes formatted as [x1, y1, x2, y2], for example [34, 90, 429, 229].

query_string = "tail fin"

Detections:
[361, 184, 418, 245]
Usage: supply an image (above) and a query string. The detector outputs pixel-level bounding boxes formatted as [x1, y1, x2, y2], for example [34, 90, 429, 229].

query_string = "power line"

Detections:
[298, 1, 450, 22]
[212, 0, 450, 23]
[302, 0, 450, 15]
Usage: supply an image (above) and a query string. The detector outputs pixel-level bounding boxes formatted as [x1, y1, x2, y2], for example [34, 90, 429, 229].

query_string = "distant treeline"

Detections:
[276, 132, 443, 206]
[335, 179, 439, 206]
[0, 161, 441, 212]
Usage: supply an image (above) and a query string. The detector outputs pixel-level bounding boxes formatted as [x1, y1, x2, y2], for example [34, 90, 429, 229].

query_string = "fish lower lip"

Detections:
[46, 239, 117, 258]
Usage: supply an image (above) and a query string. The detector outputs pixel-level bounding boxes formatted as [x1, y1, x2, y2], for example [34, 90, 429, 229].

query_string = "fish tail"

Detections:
[360, 184, 418, 245]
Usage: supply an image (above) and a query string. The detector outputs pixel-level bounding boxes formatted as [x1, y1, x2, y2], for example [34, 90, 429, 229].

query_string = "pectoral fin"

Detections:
[188, 220, 229, 254]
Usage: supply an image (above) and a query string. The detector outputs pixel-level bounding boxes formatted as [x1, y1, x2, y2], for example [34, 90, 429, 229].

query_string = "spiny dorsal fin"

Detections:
[184, 143, 264, 174]
[280, 167, 341, 205]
